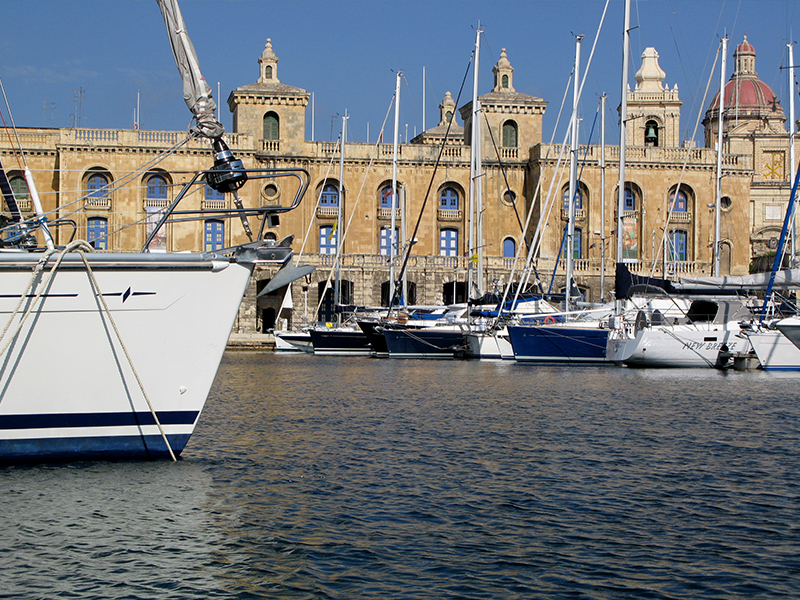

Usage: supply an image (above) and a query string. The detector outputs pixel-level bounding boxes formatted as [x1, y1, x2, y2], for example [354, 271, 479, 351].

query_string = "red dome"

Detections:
[709, 78, 782, 112]
[707, 36, 783, 116]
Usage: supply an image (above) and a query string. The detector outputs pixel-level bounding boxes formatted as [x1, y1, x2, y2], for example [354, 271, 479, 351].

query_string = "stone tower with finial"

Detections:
[228, 38, 310, 155]
[625, 47, 683, 148]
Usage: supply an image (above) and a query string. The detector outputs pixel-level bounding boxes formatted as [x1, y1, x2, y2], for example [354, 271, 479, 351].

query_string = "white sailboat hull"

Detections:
[606, 322, 747, 368]
[0, 252, 252, 462]
[746, 328, 800, 370]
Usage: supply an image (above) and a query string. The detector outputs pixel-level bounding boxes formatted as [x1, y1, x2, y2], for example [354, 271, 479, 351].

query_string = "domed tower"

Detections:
[703, 35, 786, 153]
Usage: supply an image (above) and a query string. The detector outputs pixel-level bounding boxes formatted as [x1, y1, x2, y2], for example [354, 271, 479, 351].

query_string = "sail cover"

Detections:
[156, 0, 224, 139]
[679, 270, 800, 290]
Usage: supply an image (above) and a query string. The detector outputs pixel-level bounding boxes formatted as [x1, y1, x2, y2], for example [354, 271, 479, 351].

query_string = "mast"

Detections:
[391, 71, 402, 305]
[335, 111, 347, 320]
[565, 35, 583, 311]
[714, 36, 728, 277]
[599, 92, 607, 301]
[789, 42, 797, 261]
[468, 24, 483, 298]
[615, 0, 631, 310]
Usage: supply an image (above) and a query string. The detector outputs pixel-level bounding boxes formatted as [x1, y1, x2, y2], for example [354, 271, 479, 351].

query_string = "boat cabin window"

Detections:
[686, 300, 718, 323]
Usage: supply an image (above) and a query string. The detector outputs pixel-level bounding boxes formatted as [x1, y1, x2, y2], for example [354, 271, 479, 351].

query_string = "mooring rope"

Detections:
[0, 241, 177, 461]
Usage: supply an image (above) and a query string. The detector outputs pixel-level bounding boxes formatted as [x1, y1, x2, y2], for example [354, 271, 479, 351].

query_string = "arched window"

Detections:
[624, 186, 636, 211]
[439, 228, 458, 257]
[87, 172, 109, 199]
[87, 217, 108, 250]
[380, 185, 398, 209]
[670, 188, 689, 212]
[205, 183, 224, 202]
[502, 74, 509, 88]
[644, 119, 659, 147]
[669, 229, 688, 262]
[204, 219, 224, 251]
[321, 184, 339, 207]
[264, 232, 277, 242]
[562, 186, 583, 210]
[265, 65, 273, 79]
[502, 121, 518, 147]
[263, 112, 280, 140]
[146, 174, 168, 199]
[445, 110, 453, 123]
[9, 175, 29, 201]
[503, 238, 516, 258]
[440, 187, 458, 210]
[380, 226, 398, 256]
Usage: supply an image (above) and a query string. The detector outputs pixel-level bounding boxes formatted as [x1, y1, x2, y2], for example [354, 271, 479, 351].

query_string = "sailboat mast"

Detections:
[616, 0, 631, 309]
[600, 92, 607, 301]
[566, 35, 583, 311]
[391, 71, 401, 305]
[714, 36, 728, 277]
[335, 111, 347, 319]
[468, 24, 483, 298]
[789, 42, 797, 261]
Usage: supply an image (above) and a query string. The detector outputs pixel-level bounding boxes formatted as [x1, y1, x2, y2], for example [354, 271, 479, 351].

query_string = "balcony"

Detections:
[260, 139, 281, 152]
[316, 206, 339, 219]
[561, 208, 586, 221]
[85, 197, 112, 210]
[377, 207, 401, 220]
[437, 208, 463, 221]
[202, 200, 227, 211]
[667, 211, 692, 223]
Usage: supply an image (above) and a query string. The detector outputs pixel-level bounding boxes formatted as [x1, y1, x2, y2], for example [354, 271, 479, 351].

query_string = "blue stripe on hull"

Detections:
[0, 433, 192, 464]
[0, 410, 199, 430]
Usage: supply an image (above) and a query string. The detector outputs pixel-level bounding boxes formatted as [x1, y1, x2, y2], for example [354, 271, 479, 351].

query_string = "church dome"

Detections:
[707, 36, 783, 116]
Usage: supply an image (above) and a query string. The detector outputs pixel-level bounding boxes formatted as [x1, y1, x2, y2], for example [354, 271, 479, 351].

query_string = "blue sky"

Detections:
[1, 0, 798, 146]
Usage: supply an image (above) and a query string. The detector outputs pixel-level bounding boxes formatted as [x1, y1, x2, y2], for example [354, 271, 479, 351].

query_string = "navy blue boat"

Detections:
[507, 324, 610, 363]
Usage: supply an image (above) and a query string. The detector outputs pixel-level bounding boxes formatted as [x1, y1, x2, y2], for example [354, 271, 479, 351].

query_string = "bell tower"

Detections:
[625, 47, 682, 147]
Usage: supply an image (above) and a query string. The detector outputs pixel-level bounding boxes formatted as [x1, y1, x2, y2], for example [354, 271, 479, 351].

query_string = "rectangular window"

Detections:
[380, 227, 397, 256]
[87, 217, 108, 250]
[146, 206, 167, 253]
[573, 228, 582, 259]
[204, 220, 225, 251]
[320, 225, 337, 254]
[669, 229, 688, 262]
[439, 229, 458, 257]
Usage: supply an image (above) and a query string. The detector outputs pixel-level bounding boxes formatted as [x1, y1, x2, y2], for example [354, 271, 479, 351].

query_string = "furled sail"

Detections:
[156, 0, 224, 139]
[679, 270, 800, 291]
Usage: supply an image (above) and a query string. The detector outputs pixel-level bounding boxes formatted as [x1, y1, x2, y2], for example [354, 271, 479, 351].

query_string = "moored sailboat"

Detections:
[0, 0, 311, 462]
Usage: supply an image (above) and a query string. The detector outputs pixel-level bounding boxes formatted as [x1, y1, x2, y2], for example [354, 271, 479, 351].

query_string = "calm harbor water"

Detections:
[2, 353, 799, 599]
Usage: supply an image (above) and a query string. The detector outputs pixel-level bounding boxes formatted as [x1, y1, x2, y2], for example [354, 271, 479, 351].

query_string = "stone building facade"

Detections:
[1, 36, 796, 333]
